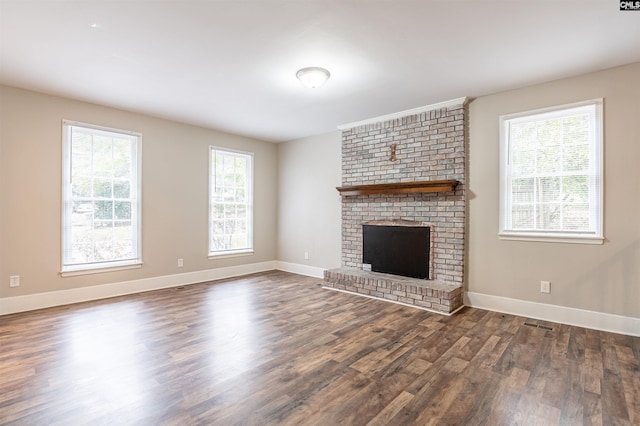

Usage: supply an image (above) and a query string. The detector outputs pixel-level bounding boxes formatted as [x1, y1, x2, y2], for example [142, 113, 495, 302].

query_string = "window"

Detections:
[499, 99, 603, 244]
[209, 147, 253, 257]
[62, 121, 142, 275]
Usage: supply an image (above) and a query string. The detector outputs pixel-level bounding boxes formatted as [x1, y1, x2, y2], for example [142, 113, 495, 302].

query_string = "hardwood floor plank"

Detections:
[583, 390, 604, 425]
[559, 361, 585, 424]
[483, 384, 525, 425]
[568, 325, 587, 362]
[602, 370, 632, 422]
[584, 348, 605, 395]
[0, 271, 638, 425]
[365, 390, 414, 426]
[541, 355, 570, 409]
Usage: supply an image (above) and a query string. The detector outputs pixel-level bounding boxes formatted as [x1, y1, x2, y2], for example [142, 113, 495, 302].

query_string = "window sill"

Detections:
[60, 262, 143, 277]
[208, 250, 254, 260]
[499, 232, 604, 245]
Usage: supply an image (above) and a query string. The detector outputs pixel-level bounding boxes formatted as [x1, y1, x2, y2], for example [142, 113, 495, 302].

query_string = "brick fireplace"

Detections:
[323, 98, 467, 314]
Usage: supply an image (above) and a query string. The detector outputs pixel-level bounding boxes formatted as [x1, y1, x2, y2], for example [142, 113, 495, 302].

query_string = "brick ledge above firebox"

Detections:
[323, 268, 463, 315]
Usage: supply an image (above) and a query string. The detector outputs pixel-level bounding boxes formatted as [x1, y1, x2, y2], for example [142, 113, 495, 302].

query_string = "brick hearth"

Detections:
[324, 268, 464, 314]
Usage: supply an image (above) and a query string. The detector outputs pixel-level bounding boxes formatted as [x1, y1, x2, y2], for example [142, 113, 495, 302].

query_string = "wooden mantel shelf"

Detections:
[336, 180, 459, 196]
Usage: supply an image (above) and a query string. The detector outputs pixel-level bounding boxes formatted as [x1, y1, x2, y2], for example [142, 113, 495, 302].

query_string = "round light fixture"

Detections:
[296, 67, 330, 89]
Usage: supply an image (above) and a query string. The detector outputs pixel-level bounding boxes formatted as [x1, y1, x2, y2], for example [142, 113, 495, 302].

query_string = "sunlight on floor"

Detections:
[64, 303, 148, 411]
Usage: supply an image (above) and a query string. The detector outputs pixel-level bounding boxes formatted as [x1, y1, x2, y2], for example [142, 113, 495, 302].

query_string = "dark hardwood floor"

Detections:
[1, 271, 638, 425]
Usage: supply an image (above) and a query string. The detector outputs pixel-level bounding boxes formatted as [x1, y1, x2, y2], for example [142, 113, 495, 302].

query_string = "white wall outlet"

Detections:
[540, 280, 551, 293]
[9, 275, 20, 287]
[177, 258, 184, 268]
[304, 251, 309, 260]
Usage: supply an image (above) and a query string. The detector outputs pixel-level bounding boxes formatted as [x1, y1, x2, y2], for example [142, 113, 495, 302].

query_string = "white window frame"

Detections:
[208, 146, 254, 258]
[61, 120, 142, 276]
[499, 99, 604, 244]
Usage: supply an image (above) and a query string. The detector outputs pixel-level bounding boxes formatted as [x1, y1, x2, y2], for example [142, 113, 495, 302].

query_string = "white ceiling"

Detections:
[1, 1, 639, 143]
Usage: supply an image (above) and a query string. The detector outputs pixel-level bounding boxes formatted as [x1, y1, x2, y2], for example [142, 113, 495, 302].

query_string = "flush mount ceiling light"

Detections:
[296, 67, 330, 89]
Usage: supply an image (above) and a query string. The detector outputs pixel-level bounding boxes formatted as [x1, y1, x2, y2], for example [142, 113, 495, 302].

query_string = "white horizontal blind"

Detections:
[62, 121, 141, 271]
[209, 147, 253, 256]
[500, 100, 603, 242]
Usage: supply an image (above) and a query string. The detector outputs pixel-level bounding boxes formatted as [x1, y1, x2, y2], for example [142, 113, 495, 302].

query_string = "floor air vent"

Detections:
[524, 322, 553, 331]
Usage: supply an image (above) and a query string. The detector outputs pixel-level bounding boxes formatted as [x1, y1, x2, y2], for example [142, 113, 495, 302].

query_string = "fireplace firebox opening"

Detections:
[362, 224, 430, 279]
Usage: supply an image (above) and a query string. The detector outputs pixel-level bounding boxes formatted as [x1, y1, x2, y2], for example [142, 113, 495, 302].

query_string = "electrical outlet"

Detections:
[540, 280, 551, 293]
[177, 258, 184, 268]
[9, 275, 20, 287]
[304, 251, 309, 260]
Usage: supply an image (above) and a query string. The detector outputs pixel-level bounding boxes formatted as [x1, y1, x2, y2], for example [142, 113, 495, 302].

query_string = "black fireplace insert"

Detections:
[362, 224, 430, 279]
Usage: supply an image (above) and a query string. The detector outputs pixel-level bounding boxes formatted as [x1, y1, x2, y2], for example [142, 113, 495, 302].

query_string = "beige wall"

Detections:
[3, 62, 639, 321]
[468, 62, 640, 318]
[0, 85, 277, 298]
[277, 62, 640, 320]
[277, 132, 342, 269]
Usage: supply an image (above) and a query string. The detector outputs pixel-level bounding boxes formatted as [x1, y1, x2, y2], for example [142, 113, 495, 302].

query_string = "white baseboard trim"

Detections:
[0, 261, 277, 316]
[465, 291, 640, 337]
[275, 261, 326, 279]
[6, 266, 636, 337]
